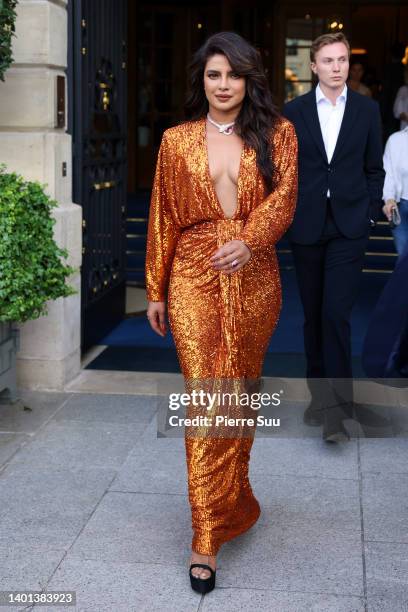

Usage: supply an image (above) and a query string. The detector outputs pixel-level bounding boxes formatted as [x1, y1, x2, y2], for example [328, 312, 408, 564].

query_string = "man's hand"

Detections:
[382, 199, 397, 221]
[210, 239, 252, 273]
[147, 301, 167, 337]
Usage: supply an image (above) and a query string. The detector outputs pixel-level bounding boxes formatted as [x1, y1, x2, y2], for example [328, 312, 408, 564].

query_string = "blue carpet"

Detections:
[86, 271, 387, 376]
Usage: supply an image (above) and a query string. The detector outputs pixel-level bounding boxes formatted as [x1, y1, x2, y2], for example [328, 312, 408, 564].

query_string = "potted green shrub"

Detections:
[0, 165, 76, 402]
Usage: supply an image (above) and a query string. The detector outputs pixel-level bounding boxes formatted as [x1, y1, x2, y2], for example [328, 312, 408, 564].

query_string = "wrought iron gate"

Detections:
[69, 0, 127, 350]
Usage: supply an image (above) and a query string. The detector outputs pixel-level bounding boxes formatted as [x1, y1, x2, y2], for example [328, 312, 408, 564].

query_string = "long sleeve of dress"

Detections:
[238, 120, 298, 254]
[145, 133, 181, 301]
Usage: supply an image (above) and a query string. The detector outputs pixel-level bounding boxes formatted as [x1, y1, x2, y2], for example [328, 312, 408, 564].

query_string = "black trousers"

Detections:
[291, 201, 369, 406]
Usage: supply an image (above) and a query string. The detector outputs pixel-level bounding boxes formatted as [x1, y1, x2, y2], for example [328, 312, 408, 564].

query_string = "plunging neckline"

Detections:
[202, 117, 245, 220]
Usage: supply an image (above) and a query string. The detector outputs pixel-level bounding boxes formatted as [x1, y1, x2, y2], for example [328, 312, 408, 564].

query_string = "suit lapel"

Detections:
[330, 90, 359, 163]
[300, 90, 327, 162]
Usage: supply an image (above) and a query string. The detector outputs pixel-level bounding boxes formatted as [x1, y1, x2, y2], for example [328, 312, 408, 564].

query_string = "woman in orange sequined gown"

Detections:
[146, 32, 298, 592]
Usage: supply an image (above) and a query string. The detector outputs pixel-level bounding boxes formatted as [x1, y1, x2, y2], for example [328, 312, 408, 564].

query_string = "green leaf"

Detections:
[0, 1, 18, 81]
[0, 165, 77, 322]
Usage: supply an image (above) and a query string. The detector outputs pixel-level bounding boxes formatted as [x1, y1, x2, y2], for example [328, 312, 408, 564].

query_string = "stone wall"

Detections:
[0, 0, 82, 390]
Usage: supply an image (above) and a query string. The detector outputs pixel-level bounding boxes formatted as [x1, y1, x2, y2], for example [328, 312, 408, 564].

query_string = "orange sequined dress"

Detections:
[146, 116, 298, 556]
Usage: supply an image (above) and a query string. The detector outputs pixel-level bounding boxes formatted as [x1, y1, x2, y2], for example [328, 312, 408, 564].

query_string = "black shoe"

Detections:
[189, 563, 216, 594]
[322, 415, 350, 443]
[303, 402, 325, 426]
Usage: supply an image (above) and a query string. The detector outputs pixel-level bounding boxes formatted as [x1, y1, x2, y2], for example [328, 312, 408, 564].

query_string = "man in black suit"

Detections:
[283, 33, 385, 442]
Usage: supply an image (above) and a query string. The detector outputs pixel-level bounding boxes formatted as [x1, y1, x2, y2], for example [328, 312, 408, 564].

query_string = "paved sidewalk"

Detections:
[0, 389, 407, 611]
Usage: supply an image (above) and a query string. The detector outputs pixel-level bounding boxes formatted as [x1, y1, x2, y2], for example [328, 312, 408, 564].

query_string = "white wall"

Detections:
[0, 0, 82, 390]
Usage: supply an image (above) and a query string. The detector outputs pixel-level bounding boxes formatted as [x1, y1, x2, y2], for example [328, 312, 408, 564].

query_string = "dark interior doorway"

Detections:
[127, 0, 408, 194]
[68, 0, 407, 353]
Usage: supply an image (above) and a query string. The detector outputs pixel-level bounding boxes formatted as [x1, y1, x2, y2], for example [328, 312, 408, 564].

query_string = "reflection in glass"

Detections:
[285, 41, 312, 102]
[138, 126, 150, 148]
[284, 16, 326, 101]
[138, 45, 152, 116]
[285, 76, 312, 102]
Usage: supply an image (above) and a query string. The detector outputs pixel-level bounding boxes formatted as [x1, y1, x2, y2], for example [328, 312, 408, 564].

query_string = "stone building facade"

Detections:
[0, 0, 82, 390]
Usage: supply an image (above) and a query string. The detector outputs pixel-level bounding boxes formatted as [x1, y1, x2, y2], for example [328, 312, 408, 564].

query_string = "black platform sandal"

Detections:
[189, 563, 216, 594]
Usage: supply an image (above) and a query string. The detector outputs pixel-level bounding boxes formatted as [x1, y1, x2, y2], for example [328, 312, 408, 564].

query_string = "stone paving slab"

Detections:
[68, 491, 193, 567]
[0, 463, 116, 550]
[250, 437, 359, 480]
[110, 440, 188, 495]
[201, 588, 365, 611]
[65, 370, 183, 396]
[9, 419, 148, 471]
[54, 393, 159, 425]
[388, 404, 408, 437]
[0, 431, 32, 470]
[0, 392, 69, 434]
[365, 541, 408, 612]
[139, 410, 185, 446]
[0, 544, 65, 593]
[252, 473, 361, 536]
[362, 473, 408, 544]
[359, 438, 408, 474]
[40, 558, 201, 612]
[216, 474, 363, 596]
[218, 529, 363, 597]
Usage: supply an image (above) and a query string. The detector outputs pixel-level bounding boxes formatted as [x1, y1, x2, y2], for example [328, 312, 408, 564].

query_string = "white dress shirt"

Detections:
[316, 83, 347, 196]
[383, 127, 408, 202]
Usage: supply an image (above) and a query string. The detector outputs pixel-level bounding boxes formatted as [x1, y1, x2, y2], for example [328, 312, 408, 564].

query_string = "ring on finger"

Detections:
[231, 259, 239, 267]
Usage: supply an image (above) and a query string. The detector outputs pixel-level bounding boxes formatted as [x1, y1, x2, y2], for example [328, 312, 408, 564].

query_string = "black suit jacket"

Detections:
[283, 88, 385, 244]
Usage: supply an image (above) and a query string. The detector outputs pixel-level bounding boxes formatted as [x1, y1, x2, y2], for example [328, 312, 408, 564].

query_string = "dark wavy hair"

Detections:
[184, 31, 280, 194]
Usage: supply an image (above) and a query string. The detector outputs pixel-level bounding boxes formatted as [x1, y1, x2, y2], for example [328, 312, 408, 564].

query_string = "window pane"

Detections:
[284, 15, 326, 101]
[285, 45, 312, 94]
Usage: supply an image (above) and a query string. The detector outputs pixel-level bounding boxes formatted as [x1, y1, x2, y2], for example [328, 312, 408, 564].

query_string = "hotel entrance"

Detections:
[128, 1, 408, 191]
[69, 0, 407, 354]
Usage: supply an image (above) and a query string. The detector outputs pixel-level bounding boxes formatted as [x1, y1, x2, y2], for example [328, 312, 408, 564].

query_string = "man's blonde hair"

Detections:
[310, 32, 351, 62]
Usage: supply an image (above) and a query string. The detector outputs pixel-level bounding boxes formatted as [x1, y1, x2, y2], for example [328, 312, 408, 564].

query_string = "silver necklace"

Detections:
[207, 113, 235, 135]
